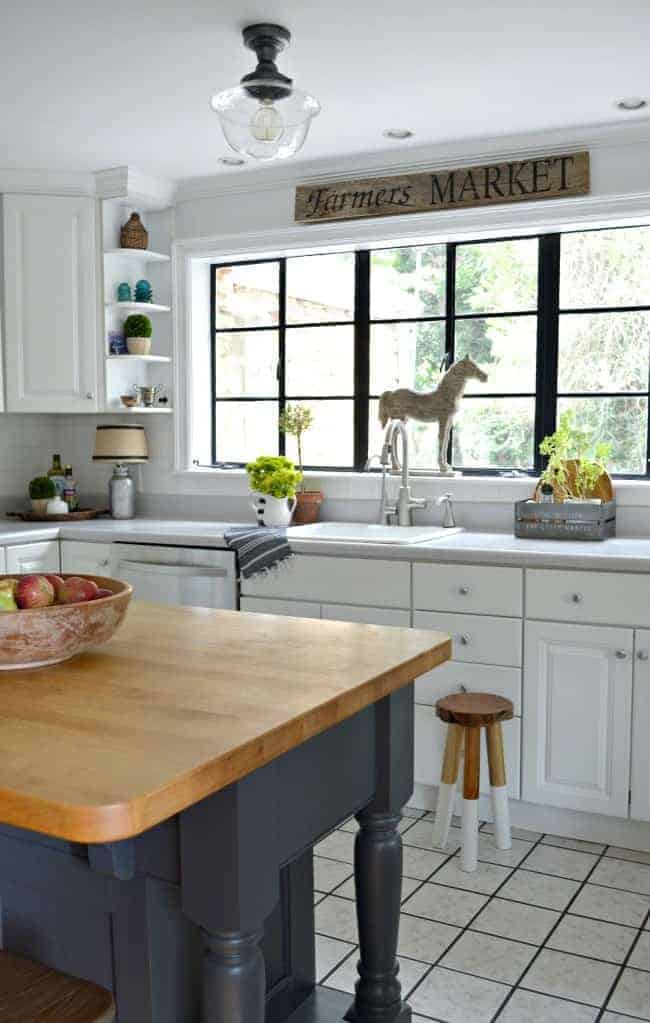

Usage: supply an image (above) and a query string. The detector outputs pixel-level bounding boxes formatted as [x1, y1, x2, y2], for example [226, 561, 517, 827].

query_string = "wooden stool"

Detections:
[432, 692, 514, 872]
[0, 950, 115, 1022]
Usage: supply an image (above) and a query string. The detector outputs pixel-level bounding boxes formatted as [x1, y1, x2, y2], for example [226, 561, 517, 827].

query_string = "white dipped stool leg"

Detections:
[487, 722, 511, 850]
[461, 727, 480, 872]
[432, 724, 463, 851]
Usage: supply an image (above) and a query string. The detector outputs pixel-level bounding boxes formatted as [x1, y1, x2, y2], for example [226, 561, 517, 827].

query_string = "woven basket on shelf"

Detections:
[120, 212, 148, 250]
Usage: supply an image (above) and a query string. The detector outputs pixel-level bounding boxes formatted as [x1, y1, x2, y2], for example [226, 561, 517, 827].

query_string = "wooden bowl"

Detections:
[0, 575, 132, 670]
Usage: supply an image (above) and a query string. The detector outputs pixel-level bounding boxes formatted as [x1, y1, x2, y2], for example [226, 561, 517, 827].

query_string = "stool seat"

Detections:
[436, 692, 514, 727]
[0, 951, 115, 1022]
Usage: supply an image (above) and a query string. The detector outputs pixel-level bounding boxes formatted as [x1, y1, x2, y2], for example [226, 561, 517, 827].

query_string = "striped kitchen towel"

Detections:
[224, 525, 293, 579]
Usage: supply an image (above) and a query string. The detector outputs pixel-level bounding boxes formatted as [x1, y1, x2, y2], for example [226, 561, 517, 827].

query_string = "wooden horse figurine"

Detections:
[378, 356, 488, 473]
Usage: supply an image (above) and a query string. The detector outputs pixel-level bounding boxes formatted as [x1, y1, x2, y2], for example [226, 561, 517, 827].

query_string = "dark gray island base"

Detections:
[0, 688, 414, 1022]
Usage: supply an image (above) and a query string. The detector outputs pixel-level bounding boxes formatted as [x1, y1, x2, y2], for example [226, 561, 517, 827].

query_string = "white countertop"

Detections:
[2, 517, 650, 571]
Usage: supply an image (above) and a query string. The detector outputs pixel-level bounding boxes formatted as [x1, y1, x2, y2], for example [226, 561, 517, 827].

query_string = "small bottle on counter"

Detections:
[63, 465, 78, 511]
[539, 483, 554, 503]
[47, 453, 66, 497]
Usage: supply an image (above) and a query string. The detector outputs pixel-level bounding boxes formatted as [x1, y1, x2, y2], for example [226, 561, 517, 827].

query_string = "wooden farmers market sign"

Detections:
[295, 151, 590, 224]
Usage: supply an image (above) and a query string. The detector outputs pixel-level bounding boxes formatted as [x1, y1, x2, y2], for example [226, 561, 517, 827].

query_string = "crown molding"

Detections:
[174, 118, 650, 203]
[94, 166, 176, 210]
[0, 167, 96, 196]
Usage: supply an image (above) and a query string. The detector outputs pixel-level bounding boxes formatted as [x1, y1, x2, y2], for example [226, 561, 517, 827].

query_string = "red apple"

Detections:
[93, 587, 113, 600]
[59, 576, 100, 604]
[43, 574, 65, 602]
[16, 574, 55, 609]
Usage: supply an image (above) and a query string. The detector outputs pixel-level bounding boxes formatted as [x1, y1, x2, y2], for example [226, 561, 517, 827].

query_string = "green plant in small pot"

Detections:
[279, 404, 323, 524]
[124, 313, 153, 356]
[539, 410, 612, 502]
[29, 476, 57, 516]
[246, 455, 302, 527]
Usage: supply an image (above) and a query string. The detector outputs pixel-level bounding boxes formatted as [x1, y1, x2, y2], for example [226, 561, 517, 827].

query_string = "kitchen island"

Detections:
[0, 602, 449, 1022]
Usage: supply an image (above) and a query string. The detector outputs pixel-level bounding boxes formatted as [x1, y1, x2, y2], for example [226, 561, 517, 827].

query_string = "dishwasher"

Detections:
[110, 543, 238, 609]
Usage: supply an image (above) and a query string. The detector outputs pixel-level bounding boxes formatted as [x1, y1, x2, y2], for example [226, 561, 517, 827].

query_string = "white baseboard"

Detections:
[410, 782, 650, 853]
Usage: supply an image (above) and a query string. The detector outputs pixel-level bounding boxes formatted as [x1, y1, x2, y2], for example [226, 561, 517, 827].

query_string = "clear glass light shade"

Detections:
[211, 82, 320, 161]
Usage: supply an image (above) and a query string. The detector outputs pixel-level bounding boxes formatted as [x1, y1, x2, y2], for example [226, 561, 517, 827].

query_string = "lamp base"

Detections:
[109, 465, 135, 519]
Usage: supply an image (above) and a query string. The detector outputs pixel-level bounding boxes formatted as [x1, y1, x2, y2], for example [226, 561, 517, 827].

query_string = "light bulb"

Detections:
[250, 100, 284, 143]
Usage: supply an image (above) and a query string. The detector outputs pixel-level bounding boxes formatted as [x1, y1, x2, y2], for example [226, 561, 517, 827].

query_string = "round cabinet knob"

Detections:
[615, 650, 628, 660]
[457, 634, 470, 646]
[459, 586, 470, 596]
[459, 684, 468, 693]
[571, 592, 583, 604]
[85, 392, 94, 400]
[100, 559, 110, 567]
[638, 650, 649, 661]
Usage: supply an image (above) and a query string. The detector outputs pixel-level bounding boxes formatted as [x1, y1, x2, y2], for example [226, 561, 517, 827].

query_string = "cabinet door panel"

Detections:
[321, 604, 410, 627]
[414, 705, 520, 798]
[3, 195, 99, 412]
[60, 541, 112, 576]
[239, 596, 321, 619]
[523, 620, 633, 817]
[5, 541, 60, 575]
[631, 629, 650, 822]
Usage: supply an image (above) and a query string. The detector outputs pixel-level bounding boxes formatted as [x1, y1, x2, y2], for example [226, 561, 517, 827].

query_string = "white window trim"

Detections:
[172, 189, 650, 492]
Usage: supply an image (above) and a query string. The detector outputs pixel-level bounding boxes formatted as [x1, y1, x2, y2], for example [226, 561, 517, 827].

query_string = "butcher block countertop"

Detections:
[0, 602, 450, 844]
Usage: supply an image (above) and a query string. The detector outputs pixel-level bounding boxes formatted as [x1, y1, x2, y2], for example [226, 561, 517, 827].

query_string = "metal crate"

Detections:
[514, 499, 616, 541]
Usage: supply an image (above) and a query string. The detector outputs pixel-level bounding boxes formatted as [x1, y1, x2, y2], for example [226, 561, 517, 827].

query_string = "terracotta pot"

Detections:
[292, 490, 324, 525]
[0, 575, 132, 669]
[127, 337, 152, 356]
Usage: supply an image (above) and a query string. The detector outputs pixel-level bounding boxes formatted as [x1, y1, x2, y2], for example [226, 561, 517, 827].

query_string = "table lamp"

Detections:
[92, 424, 148, 519]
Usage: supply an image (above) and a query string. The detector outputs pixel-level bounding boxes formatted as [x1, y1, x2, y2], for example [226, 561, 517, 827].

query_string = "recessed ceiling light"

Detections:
[616, 97, 647, 111]
[383, 128, 414, 140]
[219, 156, 246, 166]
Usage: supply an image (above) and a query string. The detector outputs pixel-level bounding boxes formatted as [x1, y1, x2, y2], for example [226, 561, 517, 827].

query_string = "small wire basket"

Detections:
[514, 499, 616, 541]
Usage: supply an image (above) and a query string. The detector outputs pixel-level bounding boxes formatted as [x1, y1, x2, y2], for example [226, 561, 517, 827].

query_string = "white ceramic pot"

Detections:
[250, 492, 296, 528]
[127, 337, 152, 356]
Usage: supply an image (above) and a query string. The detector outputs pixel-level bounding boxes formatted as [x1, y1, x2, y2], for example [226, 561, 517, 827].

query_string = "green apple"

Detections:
[0, 588, 17, 611]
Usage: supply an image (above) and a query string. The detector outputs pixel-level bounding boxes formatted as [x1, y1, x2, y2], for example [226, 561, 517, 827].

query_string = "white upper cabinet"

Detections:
[523, 620, 633, 817]
[3, 194, 100, 412]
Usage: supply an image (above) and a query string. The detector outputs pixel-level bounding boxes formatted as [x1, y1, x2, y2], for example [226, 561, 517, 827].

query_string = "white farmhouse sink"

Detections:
[287, 523, 463, 545]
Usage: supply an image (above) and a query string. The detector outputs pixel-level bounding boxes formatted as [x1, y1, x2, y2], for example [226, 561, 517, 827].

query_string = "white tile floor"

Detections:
[314, 809, 650, 1022]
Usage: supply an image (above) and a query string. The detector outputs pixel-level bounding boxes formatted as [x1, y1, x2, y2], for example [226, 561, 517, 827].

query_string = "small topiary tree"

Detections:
[29, 476, 57, 500]
[124, 313, 152, 338]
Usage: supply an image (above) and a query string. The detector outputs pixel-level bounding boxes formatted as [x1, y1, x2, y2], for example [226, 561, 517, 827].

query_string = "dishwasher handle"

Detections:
[117, 560, 229, 578]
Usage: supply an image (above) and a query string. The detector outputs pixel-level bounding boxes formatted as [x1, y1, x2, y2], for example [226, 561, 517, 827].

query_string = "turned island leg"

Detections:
[201, 929, 265, 1023]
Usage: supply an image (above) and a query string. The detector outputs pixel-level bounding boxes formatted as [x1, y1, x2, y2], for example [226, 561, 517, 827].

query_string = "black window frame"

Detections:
[209, 226, 650, 478]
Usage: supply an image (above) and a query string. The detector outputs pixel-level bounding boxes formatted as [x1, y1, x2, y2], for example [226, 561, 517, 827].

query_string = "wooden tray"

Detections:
[7, 508, 108, 523]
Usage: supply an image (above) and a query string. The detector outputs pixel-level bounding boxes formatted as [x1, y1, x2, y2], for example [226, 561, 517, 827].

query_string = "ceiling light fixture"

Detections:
[383, 128, 414, 140]
[617, 97, 647, 111]
[210, 24, 320, 162]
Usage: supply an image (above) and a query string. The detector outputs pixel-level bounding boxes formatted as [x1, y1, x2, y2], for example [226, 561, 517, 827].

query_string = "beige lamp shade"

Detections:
[92, 424, 149, 463]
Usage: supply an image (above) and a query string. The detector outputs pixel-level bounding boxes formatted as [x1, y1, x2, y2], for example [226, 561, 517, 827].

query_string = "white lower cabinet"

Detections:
[239, 596, 321, 618]
[0, 548, 6, 574]
[523, 620, 633, 817]
[5, 541, 60, 575]
[60, 541, 113, 577]
[322, 604, 410, 627]
[631, 629, 650, 822]
[415, 704, 520, 799]
[413, 610, 521, 667]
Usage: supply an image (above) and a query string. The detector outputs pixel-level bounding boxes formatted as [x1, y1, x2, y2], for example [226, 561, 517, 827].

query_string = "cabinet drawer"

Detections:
[526, 569, 650, 627]
[61, 541, 112, 576]
[6, 541, 59, 575]
[0, 548, 6, 574]
[415, 705, 520, 799]
[322, 604, 410, 627]
[241, 555, 410, 608]
[240, 597, 321, 619]
[414, 611, 521, 667]
[415, 661, 521, 715]
[414, 563, 522, 617]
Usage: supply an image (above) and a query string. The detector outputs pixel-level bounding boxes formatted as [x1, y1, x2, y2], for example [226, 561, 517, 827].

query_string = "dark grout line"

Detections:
[594, 907, 650, 1022]
[317, 943, 358, 987]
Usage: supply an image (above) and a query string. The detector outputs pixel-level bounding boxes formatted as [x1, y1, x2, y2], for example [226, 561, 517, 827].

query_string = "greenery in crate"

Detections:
[278, 405, 314, 489]
[539, 410, 612, 500]
[246, 456, 302, 499]
[28, 476, 57, 500]
[123, 313, 152, 339]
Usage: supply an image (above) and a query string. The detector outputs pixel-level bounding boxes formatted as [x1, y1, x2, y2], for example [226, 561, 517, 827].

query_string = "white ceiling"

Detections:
[1, 0, 649, 181]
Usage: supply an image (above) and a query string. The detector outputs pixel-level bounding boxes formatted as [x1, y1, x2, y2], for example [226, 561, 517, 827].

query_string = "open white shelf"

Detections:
[106, 301, 171, 313]
[106, 354, 171, 363]
[104, 248, 170, 263]
[104, 406, 174, 414]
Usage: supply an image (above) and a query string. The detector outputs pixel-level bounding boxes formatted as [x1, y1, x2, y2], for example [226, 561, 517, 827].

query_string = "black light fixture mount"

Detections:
[240, 24, 293, 102]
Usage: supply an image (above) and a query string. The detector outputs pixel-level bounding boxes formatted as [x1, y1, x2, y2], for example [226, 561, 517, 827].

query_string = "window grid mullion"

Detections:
[278, 258, 286, 457]
[535, 234, 561, 475]
[354, 251, 371, 470]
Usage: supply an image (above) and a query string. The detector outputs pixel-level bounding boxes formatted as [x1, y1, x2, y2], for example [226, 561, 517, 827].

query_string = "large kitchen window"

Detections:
[210, 225, 650, 475]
